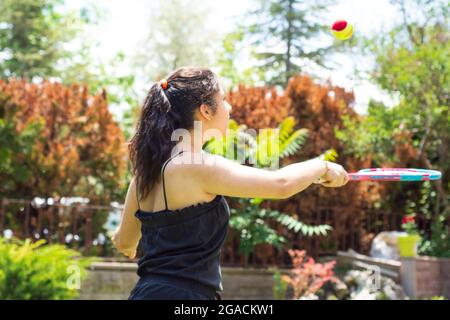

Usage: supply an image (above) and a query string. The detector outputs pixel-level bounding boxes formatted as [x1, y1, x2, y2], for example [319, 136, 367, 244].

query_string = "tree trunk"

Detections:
[285, 0, 294, 84]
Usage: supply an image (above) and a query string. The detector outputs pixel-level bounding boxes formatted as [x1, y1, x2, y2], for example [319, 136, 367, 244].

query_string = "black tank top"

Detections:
[134, 150, 230, 296]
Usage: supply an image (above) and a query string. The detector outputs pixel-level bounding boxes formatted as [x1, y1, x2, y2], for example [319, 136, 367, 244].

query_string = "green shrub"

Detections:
[0, 236, 95, 299]
[273, 269, 289, 300]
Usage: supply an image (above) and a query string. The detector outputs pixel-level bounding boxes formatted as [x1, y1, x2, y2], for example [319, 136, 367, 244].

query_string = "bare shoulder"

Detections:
[165, 152, 228, 178]
[162, 152, 227, 201]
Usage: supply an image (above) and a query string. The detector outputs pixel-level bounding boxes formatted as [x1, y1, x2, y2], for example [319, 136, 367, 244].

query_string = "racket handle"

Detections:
[314, 173, 358, 184]
[349, 173, 367, 181]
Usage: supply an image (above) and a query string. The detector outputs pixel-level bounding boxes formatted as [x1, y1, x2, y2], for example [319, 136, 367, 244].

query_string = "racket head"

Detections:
[349, 168, 442, 181]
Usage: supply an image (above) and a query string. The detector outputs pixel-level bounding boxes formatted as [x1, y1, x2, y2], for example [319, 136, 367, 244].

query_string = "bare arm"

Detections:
[195, 154, 328, 199]
[276, 158, 330, 195]
[111, 176, 142, 259]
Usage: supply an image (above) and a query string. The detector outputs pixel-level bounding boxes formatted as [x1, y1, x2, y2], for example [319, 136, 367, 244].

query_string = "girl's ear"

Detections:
[199, 104, 212, 121]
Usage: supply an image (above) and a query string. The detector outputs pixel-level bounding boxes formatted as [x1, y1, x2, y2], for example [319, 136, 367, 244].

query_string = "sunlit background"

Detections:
[0, 0, 448, 300]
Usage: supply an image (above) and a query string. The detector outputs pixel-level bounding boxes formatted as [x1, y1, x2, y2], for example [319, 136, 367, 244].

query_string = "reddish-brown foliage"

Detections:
[0, 78, 127, 203]
[224, 74, 389, 264]
[227, 84, 291, 129]
[282, 249, 337, 299]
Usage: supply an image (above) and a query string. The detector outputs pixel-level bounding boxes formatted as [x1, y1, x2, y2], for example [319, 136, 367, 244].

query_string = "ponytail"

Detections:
[129, 67, 221, 201]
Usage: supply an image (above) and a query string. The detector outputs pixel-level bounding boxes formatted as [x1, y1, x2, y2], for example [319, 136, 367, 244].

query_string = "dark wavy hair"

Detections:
[129, 67, 221, 202]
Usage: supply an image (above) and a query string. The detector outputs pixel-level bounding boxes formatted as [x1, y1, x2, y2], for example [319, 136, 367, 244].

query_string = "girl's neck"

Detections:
[175, 137, 204, 154]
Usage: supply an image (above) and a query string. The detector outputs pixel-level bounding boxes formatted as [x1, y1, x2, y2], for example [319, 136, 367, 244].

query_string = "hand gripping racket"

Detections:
[315, 168, 442, 184]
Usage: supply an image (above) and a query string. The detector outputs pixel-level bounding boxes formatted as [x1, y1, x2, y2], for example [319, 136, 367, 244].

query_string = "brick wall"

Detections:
[401, 256, 450, 299]
[79, 258, 450, 300]
[78, 262, 291, 300]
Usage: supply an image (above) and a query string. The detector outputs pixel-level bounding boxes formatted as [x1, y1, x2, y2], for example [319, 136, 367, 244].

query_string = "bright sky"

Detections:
[66, 0, 402, 115]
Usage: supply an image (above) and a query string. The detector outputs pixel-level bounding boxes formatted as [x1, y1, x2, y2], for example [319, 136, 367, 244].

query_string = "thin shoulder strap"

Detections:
[135, 177, 140, 211]
[161, 150, 184, 210]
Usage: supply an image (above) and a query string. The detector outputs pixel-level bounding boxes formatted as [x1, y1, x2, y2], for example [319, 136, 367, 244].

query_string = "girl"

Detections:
[112, 67, 349, 300]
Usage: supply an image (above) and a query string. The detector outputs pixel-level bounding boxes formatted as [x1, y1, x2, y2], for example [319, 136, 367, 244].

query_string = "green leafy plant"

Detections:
[273, 269, 289, 300]
[0, 237, 95, 299]
[205, 116, 309, 168]
[418, 215, 450, 258]
[410, 181, 450, 258]
[230, 197, 332, 257]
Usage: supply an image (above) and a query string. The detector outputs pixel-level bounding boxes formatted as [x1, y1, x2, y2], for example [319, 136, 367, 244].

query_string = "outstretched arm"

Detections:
[194, 154, 329, 199]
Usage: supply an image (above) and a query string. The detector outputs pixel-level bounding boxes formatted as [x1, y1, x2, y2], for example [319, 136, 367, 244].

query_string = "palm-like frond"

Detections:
[267, 210, 332, 236]
[205, 117, 310, 165]
[204, 119, 257, 163]
[256, 128, 280, 167]
[316, 148, 338, 162]
[278, 116, 296, 144]
[279, 128, 308, 158]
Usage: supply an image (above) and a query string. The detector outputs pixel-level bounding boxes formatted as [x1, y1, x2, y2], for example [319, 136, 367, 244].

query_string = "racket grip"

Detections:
[348, 173, 362, 180]
[316, 175, 357, 183]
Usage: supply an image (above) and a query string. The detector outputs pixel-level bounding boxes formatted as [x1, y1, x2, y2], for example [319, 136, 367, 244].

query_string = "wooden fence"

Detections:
[0, 197, 433, 267]
[0, 197, 119, 257]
